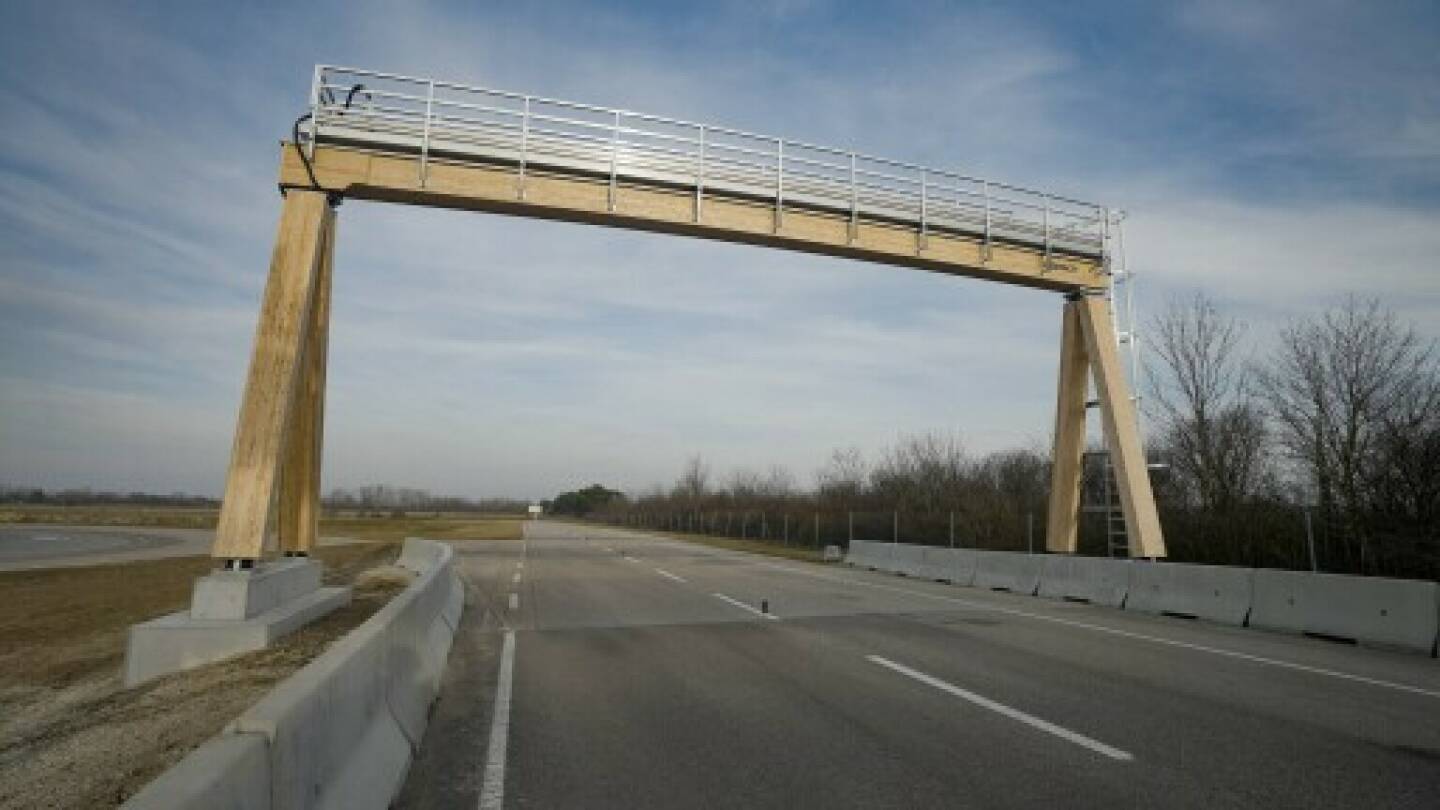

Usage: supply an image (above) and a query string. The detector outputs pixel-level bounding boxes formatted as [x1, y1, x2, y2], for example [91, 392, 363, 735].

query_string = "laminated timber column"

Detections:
[1045, 297, 1089, 553]
[1078, 294, 1166, 558]
[212, 190, 334, 561]
[1044, 294, 1167, 558]
[277, 211, 335, 555]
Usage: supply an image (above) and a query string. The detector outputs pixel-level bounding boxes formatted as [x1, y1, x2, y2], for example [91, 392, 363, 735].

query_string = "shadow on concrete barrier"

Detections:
[124, 538, 464, 810]
[1252, 569, 1439, 654]
[1037, 555, 1132, 608]
[972, 551, 1044, 595]
[1125, 561, 1254, 625]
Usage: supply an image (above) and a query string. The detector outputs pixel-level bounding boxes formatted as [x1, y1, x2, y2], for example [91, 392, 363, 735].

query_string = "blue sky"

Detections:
[1, 1, 1436, 499]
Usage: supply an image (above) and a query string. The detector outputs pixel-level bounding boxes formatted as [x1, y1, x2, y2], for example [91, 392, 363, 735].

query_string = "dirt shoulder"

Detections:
[0, 542, 401, 809]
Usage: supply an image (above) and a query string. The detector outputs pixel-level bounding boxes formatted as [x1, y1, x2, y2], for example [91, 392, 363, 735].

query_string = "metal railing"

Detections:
[305, 65, 1110, 259]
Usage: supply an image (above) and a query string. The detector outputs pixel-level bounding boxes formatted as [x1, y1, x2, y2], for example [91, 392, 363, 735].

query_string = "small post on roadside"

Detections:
[814, 512, 820, 548]
[948, 511, 955, 548]
[892, 510, 899, 545]
[1027, 512, 1035, 554]
[1304, 507, 1318, 572]
[783, 514, 789, 546]
[848, 511, 854, 544]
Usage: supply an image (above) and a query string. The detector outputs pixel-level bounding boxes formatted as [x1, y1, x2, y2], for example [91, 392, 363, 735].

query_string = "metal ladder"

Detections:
[1082, 450, 1129, 557]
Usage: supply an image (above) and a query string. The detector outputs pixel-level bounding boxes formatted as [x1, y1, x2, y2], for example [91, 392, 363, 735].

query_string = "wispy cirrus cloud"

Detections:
[1, 1, 1435, 498]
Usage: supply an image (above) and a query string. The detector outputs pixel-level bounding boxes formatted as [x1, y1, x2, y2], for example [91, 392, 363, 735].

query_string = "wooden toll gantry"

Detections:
[211, 65, 1165, 561]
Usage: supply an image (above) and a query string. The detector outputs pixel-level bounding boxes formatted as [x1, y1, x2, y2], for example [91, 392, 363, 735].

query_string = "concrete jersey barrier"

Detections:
[890, 543, 927, 578]
[845, 540, 886, 570]
[1125, 561, 1254, 625]
[1252, 569, 1439, 654]
[125, 538, 464, 810]
[972, 551, 1044, 595]
[1038, 555, 1132, 608]
[923, 547, 976, 585]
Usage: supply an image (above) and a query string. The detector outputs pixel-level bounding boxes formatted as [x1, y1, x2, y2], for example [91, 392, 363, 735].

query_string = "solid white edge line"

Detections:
[746, 560, 1440, 701]
[653, 568, 688, 584]
[868, 655, 1133, 761]
[478, 630, 516, 810]
[508, 593, 519, 611]
[712, 592, 780, 620]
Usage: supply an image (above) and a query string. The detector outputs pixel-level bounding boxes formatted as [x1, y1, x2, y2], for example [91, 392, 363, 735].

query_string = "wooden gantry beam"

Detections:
[277, 143, 1108, 295]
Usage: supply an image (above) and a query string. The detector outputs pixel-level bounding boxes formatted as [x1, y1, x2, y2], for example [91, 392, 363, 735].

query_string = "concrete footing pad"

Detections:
[124, 559, 351, 687]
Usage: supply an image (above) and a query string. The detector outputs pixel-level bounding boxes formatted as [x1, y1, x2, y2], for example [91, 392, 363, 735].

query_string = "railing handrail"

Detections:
[309, 65, 1114, 256]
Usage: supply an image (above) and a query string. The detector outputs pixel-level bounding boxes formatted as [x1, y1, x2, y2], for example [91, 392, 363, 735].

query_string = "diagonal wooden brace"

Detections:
[277, 210, 335, 555]
[212, 191, 333, 560]
[1044, 294, 1167, 558]
[1045, 298, 1089, 553]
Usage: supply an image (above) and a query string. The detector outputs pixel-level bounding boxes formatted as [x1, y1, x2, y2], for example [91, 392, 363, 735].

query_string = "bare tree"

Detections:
[870, 432, 969, 513]
[1148, 293, 1267, 512]
[816, 446, 866, 506]
[1257, 296, 1432, 567]
[673, 454, 710, 502]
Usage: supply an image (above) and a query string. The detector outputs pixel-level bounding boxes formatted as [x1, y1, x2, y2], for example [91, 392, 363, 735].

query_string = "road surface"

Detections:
[0, 524, 364, 571]
[398, 520, 1440, 809]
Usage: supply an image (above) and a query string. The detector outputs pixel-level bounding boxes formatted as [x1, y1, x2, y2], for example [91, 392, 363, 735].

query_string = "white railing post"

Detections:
[919, 168, 928, 252]
[982, 180, 992, 260]
[1042, 195, 1051, 270]
[695, 124, 705, 223]
[419, 79, 435, 188]
[608, 110, 620, 212]
[307, 65, 322, 161]
[775, 138, 784, 233]
[517, 96, 530, 200]
[848, 152, 858, 244]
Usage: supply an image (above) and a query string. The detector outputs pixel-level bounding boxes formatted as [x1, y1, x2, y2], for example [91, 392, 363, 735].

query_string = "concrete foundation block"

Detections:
[125, 586, 350, 687]
[192, 558, 324, 621]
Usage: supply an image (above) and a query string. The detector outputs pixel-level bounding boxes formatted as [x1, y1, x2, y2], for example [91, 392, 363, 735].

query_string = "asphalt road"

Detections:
[0, 525, 212, 570]
[398, 520, 1440, 809]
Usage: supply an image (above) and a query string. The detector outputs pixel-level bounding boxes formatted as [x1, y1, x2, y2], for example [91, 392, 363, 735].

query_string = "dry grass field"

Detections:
[0, 510, 522, 808]
[0, 504, 525, 544]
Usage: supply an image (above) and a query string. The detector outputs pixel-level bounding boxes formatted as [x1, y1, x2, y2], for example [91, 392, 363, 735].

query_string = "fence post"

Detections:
[848, 511, 854, 544]
[815, 512, 821, 548]
[949, 511, 955, 548]
[783, 514, 789, 546]
[1027, 512, 1035, 554]
[893, 510, 899, 545]
[1304, 508, 1318, 572]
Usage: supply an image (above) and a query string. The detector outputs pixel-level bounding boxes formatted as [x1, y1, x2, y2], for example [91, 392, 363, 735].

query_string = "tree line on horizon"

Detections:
[570, 295, 1438, 580]
[0, 484, 530, 515]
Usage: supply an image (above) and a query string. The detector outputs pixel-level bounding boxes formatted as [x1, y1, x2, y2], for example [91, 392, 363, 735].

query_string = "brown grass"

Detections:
[0, 504, 525, 544]
[0, 541, 420, 809]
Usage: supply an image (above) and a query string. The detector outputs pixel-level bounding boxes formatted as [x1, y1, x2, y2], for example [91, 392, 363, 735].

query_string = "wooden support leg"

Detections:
[278, 210, 335, 555]
[1045, 297, 1089, 553]
[212, 191, 331, 561]
[1076, 295, 1167, 558]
